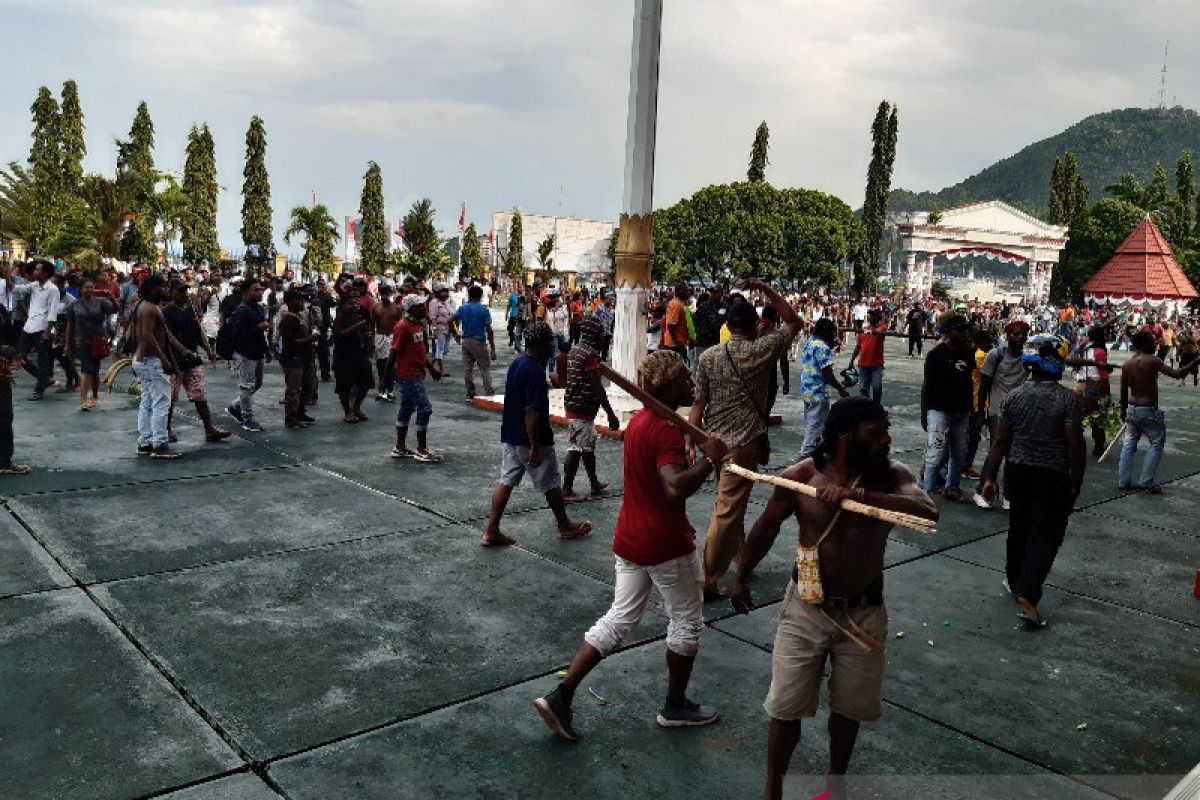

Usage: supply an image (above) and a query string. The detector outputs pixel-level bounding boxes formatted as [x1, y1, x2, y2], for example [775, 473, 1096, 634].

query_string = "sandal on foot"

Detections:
[481, 532, 516, 547]
[558, 521, 594, 540]
[1017, 611, 1048, 629]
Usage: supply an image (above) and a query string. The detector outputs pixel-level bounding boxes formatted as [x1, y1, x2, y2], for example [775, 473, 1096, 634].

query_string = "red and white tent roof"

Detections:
[1083, 217, 1197, 305]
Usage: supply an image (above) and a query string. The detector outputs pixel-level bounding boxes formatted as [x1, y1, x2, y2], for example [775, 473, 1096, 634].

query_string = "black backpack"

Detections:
[215, 308, 238, 361]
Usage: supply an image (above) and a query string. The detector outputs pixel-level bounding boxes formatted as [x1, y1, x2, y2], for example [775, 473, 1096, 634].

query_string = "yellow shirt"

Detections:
[719, 323, 731, 344]
[972, 348, 987, 412]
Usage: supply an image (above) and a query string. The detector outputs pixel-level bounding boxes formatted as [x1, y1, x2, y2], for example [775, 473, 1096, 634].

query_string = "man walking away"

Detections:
[1118, 331, 1200, 492]
[981, 335, 1085, 627]
[226, 280, 271, 432]
[481, 322, 593, 546]
[561, 317, 621, 502]
[534, 351, 728, 742]
[452, 285, 497, 400]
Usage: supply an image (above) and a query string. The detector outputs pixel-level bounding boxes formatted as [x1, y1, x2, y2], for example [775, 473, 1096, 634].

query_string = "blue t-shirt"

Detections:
[501, 354, 554, 447]
[454, 302, 492, 341]
[507, 293, 521, 318]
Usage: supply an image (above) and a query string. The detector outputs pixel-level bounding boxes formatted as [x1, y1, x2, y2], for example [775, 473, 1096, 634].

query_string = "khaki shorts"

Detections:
[566, 419, 598, 453]
[763, 582, 887, 723]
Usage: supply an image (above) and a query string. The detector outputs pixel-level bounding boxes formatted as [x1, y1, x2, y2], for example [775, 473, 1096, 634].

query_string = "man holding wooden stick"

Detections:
[730, 398, 937, 800]
[690, 279, 802, 603]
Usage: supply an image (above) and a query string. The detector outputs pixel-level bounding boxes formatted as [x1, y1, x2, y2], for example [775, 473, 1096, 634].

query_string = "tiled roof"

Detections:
[1082, 217, 1198, 299]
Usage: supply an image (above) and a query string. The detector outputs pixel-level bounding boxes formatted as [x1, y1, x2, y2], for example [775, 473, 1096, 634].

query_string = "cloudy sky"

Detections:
[1, 0, 1195, 253]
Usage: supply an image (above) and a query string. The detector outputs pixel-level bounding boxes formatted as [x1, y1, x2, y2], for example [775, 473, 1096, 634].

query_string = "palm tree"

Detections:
[284, 203, 340, 273]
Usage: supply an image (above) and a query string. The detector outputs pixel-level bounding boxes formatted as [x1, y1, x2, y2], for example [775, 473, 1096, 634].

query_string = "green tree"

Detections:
[181, 125, 220, 266]
[153, 175, 189, 263]
[747, 121, 769, 183]
[284, 203, 341, 274]
[28, 87, 64, 252]
[606, 227, 619, 272]
[1176, 151, 1195, 236]
[1149, 161, 1170, 208]
[399, 198, 450, 281]
[857, 100, 898, 294]
[459, 222, 486, 283]
[1053, 198, 1145, 302]
[534, 233, 557, 283]
[59, 80, 85, 196]
[1062, 151, 1089, 223]
[357, 161, 387, 274]
[504, 209, 524, 280]
[1047, 156, 1065, 224]
[240, 115, 273, 262]
[116, 101, 158, 263]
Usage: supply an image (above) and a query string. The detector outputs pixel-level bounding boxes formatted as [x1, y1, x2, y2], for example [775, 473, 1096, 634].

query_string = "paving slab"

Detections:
[156, 773, 281, 800]
[882, 557, 1197, 795]
[1083, 475, 1200, 535]
[948, 510, 1200, 625]
[271, 629, 1106, 800]
[0, 508, 71, 597]
[9, 466, 446, 583]
[94, 525, 666, 760]
[0, 589, 241, 800]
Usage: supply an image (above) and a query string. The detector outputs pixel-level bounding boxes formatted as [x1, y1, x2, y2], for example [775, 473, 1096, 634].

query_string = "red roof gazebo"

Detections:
[1083, 217, 1198, 307]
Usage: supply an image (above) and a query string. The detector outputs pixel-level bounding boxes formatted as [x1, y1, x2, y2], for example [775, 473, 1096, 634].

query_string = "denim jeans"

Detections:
[858, 366, 883, 403]
[232, 354, 264, 420]
[924, 410, 969, 493]
[800, 397, 830, 456]
[396, 379, 433, 430]
[1118, 405, 1166, 487]
[132, 356, 171, 447]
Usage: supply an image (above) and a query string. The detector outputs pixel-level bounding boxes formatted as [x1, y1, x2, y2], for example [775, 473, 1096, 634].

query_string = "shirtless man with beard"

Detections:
[730, 397, 938, 800]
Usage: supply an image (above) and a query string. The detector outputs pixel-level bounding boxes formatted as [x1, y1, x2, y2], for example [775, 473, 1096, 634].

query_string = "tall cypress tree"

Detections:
[59, 80, 85, 196]
[747, 121, 769, 183]
[504, 209, 524, 280]
[28, 87, 64, 251]
[240, 115, 273, 263]
[117, 101, 157, 263]
[857, 101, 897, 294]
[460, 222, 485, 282]
[358, 161, 386, 274]
[182, 124, 220, 265]
[1150, 161, 1170, 208]
[1047, 156, 1065, 224]
[1177, 151, 1196, 236]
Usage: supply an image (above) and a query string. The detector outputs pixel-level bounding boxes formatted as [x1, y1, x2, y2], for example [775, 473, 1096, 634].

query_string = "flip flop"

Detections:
[558, 522, 594, 540]
[481, 533, 517, 547]
[1017, 611, 1048, 629]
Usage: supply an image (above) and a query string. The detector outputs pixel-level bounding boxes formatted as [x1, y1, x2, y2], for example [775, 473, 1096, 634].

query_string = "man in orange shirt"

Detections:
[568, 292, 585, 344]
[847, 307, 887, 402]
[661, 282, 692, 357]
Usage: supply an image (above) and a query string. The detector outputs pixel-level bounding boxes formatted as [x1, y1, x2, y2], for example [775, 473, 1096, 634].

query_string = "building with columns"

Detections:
[891, 201, 1067, 304]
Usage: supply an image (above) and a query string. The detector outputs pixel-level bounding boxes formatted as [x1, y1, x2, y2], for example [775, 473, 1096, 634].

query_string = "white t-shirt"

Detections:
[852, 303, 868, 321]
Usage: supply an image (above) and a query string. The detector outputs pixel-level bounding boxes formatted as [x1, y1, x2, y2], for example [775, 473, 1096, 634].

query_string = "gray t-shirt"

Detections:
[999, 380, 1081, 473]
[981, 347, 1028, 416]
[65, 297, 116, 350]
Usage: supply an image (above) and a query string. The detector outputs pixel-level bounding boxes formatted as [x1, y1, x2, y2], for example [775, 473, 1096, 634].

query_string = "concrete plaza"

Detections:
[2, 337, 1197, 799]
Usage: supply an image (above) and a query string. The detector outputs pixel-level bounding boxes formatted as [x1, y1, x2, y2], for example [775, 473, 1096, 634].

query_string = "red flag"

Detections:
[458, 203, 466, 234]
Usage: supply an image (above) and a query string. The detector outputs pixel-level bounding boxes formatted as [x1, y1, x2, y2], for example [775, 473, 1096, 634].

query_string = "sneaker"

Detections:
[533, 687, 580, 742]
[962, 467, 981, 479]
[240, 417, 265, 432]
[971, 492, 992, 509]
[136, 443, 153, 456]
[942, 487, 967, 503]
[0, 463, 32, 475]
[149, 444, 182, 460]
[1001, 498, 1011, 511]
[226, 404, 244, 423]
[413, 448, 444, 463]
[656, 698, 719, 728]
[297, 413, 317, 424]
[391, 447, 415, 459]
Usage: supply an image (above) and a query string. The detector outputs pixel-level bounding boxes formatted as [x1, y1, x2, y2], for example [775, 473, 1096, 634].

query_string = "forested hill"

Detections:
[888, 107, 1200, 216]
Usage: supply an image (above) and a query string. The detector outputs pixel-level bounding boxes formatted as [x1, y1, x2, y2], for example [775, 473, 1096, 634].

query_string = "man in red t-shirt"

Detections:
[847, 307, 887, 403]
[389, 295, 443, 462]
[534, 350, 728, 742]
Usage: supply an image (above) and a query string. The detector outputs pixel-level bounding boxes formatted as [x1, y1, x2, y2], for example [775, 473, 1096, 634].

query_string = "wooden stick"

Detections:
[725, 463, 937, 534]
[1098, 422, 1126, 463]
[597, 363, 709, 442]
[600, 362, 935, 535]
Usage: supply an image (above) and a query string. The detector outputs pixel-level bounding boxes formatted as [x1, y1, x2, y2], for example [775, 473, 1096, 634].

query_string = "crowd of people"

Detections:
[3, 255, 1197, 799]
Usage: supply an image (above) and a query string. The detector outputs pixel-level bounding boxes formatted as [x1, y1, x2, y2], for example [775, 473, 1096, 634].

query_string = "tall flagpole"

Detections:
[611, 0, 662, 385]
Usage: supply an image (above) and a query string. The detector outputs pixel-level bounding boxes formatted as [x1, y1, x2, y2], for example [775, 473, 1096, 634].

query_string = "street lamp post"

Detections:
[610, 0, 663, 388]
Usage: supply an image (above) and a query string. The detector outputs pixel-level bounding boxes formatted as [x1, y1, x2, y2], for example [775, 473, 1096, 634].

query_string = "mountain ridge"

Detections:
[888, 107, 1200, 217]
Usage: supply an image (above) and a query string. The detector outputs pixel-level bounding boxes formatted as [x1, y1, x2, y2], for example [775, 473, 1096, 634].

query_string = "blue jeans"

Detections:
[132, 356, 171, 447]
[1118, 406, 1166, 487]
[800, 397, 830, 456]
[396, 379, 432, 430]
[924, 410, 969, 493]
[858, 366, 883, 403]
